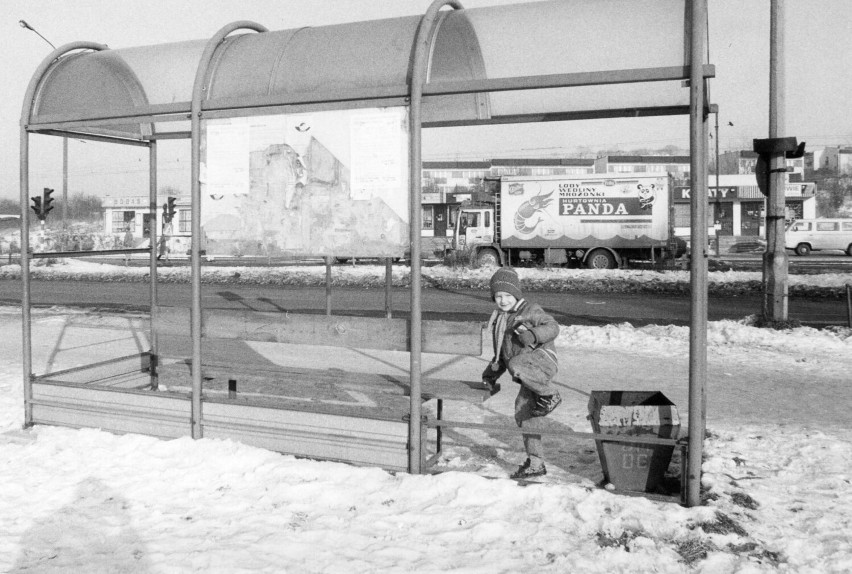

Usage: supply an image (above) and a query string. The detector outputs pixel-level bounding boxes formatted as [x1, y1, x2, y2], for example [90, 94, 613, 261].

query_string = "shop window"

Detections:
[422, 205, 434, 229]
[112, 211, 136, 233]
[179, 209, 191, 233]
[673, 204, 690, 227]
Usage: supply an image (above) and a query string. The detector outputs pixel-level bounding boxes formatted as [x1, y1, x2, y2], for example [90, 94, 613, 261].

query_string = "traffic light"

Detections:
[42, 188, 55, 217]
[163, 196, 177, 223]
[30, 196, 43, 220]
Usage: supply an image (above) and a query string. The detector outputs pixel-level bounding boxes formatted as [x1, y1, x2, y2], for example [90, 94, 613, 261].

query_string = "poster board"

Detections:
[499, 174, 670, 248]
[201, 107, 409, 258]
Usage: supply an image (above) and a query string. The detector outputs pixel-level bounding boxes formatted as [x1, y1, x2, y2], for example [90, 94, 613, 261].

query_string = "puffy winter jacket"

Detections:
[482, 299, 559, 384]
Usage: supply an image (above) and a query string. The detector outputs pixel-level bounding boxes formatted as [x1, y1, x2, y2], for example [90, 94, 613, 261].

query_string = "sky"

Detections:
[0, 262, 850, 572]
[3, 0, 852, 202]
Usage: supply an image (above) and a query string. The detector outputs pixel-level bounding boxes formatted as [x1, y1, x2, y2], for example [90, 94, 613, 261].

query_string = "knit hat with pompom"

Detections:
[489, 267, 522, 301]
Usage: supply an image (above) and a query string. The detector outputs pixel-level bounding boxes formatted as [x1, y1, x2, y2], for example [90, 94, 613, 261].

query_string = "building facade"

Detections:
[102, 195, 192, 252]
[593, 155, 691, 179]
[719, 150, 805, 181]
[672, 174, 816, 238]
[805, 146, 852, 175]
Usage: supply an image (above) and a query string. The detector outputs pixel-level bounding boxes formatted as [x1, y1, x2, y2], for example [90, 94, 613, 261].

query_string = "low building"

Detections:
[671, 174, 816, 239]
[102, 195, 191, 253]
[593, 155, 691, 178]
[719, 150, 805, 180]
[805, 146, 852, 175]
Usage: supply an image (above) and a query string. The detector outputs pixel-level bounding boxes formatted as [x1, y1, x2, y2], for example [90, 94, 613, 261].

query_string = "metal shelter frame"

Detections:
[20, 0, 712, 506]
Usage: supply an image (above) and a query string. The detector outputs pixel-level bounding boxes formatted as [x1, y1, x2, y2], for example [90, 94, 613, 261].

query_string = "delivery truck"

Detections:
[451, 174, 683, 269]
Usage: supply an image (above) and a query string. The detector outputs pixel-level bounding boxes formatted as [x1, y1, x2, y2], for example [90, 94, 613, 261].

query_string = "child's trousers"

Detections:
[515, 386, 545, 467]
[510, 349, 559, 469]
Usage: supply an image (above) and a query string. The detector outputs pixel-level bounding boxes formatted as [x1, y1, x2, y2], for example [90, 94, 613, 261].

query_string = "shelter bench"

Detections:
[152, 306, 491, 472]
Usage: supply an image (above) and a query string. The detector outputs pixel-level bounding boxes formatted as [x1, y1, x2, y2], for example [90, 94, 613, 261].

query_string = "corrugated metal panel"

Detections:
[31, 50, 151, 138]
[25, 0, 694, 135]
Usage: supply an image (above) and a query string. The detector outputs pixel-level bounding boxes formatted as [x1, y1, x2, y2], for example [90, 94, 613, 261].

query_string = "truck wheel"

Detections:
[794, 243, 811, 257]
[585, 249, 616, 269]
[476, 249, 500, 267]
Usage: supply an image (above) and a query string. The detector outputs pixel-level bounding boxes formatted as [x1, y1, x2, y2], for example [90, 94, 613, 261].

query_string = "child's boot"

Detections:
[510, 458, 547, 479]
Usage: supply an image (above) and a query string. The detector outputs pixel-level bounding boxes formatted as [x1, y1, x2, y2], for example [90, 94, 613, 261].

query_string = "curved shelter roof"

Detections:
[23, 0, 709, 141]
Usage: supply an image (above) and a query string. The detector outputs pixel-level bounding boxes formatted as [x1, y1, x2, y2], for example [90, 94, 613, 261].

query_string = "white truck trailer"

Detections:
[452, 174, 683, 269]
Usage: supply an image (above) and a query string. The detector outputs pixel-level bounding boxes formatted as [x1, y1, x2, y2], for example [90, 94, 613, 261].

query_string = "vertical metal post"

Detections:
[714, 111, 721, 255]
[190, 21, 267, 440]
[18, 41, 107, 428]
[62, 137, 68, 227]
[409, 0, 463, 473]
[686, 0, 709, 508]
[846, 284, 851, 328]
[190, 89, 205, 439]
[20, 127, 33, 427]
[325, 257, 332, 316]
[385, 258, 393, 318]
[148, 141, 159, 390]
[764, 0, 789, 321]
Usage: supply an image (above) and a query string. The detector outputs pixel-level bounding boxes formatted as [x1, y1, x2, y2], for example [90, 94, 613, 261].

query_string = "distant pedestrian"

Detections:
[482, 267, 562, 479]
[123, 225, 134, 266]
[157, 221, 172, 262]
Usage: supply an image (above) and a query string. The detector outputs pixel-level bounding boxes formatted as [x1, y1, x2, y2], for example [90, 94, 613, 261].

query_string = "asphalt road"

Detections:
[1, 279, 847, 327]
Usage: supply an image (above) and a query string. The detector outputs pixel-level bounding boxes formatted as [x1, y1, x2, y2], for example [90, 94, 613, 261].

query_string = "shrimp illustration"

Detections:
[513, 190, 555, 234]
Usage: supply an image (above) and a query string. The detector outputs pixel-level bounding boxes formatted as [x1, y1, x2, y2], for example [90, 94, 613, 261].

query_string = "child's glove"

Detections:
[518, 330, 536, 347]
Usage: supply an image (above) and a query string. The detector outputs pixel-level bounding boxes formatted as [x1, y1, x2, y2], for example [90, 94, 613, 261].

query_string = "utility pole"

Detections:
[764, 0, 789, 321]
[755, 0, 804, 323]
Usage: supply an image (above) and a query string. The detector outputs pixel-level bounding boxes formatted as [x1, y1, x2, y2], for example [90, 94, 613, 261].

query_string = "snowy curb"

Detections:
[2, 260, 850, 297]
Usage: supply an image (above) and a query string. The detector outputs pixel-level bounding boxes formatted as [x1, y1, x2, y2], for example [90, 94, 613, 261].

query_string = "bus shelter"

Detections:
[20, 0, 712, 505]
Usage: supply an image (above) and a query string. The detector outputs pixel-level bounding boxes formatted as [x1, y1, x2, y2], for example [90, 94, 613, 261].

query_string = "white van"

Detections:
[785, 218, 852, 256]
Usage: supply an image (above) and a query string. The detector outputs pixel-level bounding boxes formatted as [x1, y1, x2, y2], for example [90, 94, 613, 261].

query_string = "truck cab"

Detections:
[453, 206, 502, 266]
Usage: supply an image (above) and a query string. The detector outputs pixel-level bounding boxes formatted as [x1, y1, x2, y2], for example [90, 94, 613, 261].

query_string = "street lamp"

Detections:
[19, 19, 69, 227]
[19, 20, 56, 49]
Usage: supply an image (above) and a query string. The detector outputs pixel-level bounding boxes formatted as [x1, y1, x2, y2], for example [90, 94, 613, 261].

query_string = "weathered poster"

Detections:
[205, 123, 250, 197]
[201, 107, 409, 258]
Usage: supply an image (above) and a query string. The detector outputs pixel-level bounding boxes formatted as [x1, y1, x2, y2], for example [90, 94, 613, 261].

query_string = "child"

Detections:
[482, 267, 562, 479]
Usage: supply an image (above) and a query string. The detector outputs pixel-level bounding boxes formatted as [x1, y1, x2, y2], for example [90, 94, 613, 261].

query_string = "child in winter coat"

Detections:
[482, 267, 562, 479]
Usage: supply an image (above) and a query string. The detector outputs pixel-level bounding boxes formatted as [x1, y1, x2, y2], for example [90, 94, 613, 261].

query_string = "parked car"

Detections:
[785, 218, 852, 256]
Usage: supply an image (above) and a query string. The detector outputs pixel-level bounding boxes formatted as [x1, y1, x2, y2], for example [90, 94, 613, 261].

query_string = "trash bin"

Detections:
[588, 391, 680, 493]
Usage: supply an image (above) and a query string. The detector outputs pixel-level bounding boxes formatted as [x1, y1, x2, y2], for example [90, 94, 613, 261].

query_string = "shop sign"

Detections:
[674, 186, 738, 201]
[103, 196, 148, 208]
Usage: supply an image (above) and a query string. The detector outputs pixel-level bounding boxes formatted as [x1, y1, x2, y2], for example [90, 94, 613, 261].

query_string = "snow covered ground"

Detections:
[0, 261, 850, 573]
